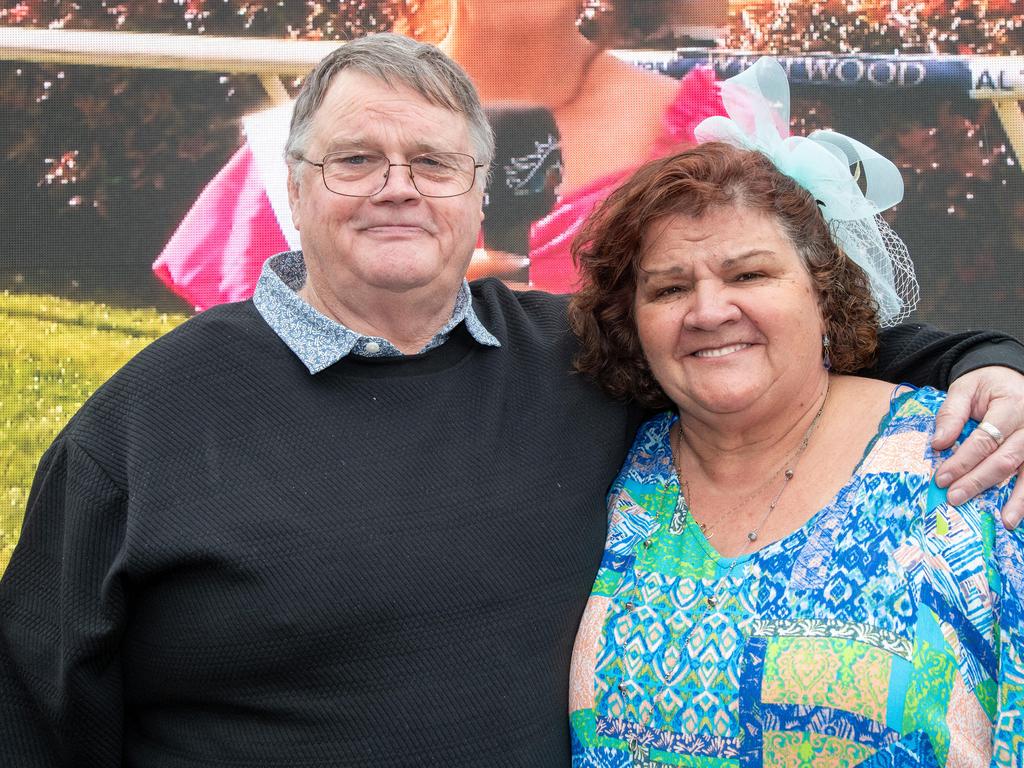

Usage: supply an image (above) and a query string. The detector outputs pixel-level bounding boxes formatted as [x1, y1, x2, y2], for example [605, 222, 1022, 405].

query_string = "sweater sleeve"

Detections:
[0, 437, 128, 767]
[864, 323, 1024, 387]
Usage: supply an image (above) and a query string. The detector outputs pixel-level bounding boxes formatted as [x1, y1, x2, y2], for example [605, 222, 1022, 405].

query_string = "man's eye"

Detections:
[735, 272, 764, 282]
[334, 154, 372, 166]
[655, 286, 683, 298]
[413, 155, 455, 170]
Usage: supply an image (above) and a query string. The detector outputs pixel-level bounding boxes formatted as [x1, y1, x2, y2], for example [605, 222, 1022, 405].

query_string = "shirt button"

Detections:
[624, 602, 635, 612]
[364, 341, 381, 354]
[643, 539, 652, 549]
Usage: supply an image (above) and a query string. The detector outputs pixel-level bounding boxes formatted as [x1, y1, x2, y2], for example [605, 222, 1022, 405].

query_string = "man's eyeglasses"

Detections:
[299, 151, 484, 198]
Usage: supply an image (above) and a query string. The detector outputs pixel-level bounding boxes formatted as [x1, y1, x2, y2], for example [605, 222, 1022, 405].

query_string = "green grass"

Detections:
[1, 292, 189, 575]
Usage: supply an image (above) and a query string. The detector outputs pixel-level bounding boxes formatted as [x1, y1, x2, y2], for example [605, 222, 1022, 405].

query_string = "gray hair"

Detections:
[284, 33, 494, 182]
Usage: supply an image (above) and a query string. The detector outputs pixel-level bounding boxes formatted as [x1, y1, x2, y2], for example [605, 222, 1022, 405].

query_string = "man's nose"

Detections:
[372, 163, 421, 202]
[683, 281, 741, 330]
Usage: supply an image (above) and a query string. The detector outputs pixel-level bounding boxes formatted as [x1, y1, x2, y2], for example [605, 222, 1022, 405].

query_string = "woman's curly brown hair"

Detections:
[568, 142, 880, 410]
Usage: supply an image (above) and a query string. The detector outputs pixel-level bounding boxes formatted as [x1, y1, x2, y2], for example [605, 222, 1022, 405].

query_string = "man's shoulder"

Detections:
[469, 278, 572, 343]
[158, 298, 264, 340]
[124, 300, 273, 372]
[65, 300, 280, 431]
[56, 299, 293, 479]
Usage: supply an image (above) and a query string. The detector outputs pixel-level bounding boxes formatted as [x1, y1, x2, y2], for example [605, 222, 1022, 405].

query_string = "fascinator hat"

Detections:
[693, 57, 919, 326]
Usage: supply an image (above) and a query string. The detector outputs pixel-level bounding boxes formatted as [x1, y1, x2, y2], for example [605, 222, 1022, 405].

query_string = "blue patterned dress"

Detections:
[569, 387, 1022, 767]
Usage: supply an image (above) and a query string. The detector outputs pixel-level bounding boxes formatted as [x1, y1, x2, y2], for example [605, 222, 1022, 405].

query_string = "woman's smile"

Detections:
[690, 343, 753, 359]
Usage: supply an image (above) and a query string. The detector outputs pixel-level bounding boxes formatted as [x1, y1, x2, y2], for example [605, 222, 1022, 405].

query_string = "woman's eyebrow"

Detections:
[637, 264, 691, 283]
[639, 249, 778, 282]
[719, 249, 777, 270]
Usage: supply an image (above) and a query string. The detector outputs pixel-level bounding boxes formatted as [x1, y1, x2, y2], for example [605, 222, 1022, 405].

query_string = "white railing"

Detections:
[0, 27, 340, 103]
[1, 26, 1022, 162]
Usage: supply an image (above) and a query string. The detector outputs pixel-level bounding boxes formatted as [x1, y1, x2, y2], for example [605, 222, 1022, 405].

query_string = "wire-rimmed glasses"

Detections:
[299, 150, 483, 198]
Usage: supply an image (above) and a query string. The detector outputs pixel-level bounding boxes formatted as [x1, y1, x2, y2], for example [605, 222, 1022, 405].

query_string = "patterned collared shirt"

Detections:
[252, 251, 501, 374]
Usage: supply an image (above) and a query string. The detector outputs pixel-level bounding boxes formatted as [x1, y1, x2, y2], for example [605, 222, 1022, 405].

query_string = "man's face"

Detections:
[288, 70, 485, 300]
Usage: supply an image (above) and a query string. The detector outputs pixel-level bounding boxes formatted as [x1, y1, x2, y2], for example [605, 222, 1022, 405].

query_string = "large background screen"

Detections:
[2, 0, 1023, 569]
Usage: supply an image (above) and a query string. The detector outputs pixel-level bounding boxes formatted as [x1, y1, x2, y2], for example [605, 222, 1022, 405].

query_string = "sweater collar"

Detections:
[252, 251, 500, 374]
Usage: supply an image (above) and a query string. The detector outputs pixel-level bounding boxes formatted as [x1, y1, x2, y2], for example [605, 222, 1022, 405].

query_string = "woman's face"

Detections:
[633, 206, 827, 421]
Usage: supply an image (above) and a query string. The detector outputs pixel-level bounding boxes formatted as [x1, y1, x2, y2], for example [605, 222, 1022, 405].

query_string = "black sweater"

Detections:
[1, 279, 1020, 767]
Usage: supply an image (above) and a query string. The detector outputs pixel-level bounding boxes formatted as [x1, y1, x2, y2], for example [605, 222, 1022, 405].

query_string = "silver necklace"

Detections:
[670, 380, 830, 609]
[673, 464, 786, 540]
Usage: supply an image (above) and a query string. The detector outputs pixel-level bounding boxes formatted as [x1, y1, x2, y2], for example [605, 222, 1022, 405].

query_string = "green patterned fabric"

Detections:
[570, 388, 1022, 767]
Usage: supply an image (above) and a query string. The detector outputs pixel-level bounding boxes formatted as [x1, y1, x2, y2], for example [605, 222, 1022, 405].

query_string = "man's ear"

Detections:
[287, 167, 302, 231]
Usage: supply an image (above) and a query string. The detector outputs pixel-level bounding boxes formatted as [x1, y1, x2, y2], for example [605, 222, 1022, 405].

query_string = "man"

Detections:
[2, 34, 1023, 767]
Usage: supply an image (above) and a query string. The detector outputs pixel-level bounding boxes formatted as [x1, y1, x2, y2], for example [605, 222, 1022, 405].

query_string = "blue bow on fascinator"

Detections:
[694, 57, 919, 326]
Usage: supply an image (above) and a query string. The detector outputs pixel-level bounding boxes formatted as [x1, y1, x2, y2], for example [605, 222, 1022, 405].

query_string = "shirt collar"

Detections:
[252, 251, 500, 374]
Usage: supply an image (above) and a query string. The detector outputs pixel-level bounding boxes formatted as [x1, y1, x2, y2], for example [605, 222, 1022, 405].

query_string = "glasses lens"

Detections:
[321, 152, 389, 195]
[410, 153, 476, 197]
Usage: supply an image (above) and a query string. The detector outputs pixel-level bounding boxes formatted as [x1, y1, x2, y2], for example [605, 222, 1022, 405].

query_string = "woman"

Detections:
[153, 0, 721, 307]
[566, 59, 1021, 766]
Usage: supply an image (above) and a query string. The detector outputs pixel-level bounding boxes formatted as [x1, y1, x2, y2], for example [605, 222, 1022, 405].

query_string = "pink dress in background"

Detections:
[153, 68, 722, 309]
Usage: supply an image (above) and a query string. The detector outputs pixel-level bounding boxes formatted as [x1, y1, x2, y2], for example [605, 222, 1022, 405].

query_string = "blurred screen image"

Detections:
[1, 0, 1023, 566]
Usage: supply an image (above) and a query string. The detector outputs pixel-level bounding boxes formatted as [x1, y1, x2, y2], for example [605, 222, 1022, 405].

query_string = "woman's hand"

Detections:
[933, 365, 1024, 528]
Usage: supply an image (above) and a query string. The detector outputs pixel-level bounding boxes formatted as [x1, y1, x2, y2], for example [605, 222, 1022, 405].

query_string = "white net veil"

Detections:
[693, 57, 921, 327]
[832, 215, 920, 326]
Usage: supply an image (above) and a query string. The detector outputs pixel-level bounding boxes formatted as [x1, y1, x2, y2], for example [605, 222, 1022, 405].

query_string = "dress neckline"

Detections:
[664, 386, 919, 566]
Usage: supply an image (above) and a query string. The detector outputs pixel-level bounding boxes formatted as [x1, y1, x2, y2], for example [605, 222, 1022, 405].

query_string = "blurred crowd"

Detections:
[724, 0, 1024, 55]
[0, 0, 408, 38]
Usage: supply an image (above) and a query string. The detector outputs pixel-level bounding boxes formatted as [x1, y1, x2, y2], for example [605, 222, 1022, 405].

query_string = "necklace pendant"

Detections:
[627, 738, 652, 765]
[669, 495, 688, 535]
[747, 531, 758, 542]
[785, 469, 795, 480]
